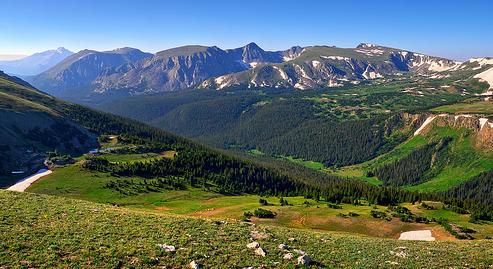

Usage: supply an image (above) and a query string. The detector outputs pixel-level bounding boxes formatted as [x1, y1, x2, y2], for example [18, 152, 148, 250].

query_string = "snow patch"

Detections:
[294, 82, 308, 90]
[295, 64, 311, 79]
[321, 55, 351, 61]
[311, 60, 321, 68]
[327, 79, 343, 87]
[362, 65, 383, 79]
[355, 49, 384, 56]
[249, 62, 259, 68]
[469, 58, 493, 67]
[399, 230, 435, 241]
[273, 66, 289, 80]
[474, 66, 493, 89]
[414, 115, 437, 136]
[7, 169, 52, 192]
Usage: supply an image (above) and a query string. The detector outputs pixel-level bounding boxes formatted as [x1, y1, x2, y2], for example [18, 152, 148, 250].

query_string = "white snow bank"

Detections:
[7, 169, 52, 192]
[474, 66, 493, 89]
[399, 230, 435, 241]
[414, 115, 437, 136]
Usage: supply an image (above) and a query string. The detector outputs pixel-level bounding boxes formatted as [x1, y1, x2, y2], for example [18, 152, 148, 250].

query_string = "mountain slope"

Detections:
[336, 113, 493, 193]
[0, 71, 98, 185]
[30, 48, 152, 100]
[0, 47, 73, 76]
[29, 43, 303, 103]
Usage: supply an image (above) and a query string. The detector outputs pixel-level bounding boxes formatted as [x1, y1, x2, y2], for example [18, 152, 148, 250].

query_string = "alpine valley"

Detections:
[2, 41, 493, 268]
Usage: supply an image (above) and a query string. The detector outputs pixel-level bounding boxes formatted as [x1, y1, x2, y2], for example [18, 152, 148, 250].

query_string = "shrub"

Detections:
[254, 208, 276, 218]
[328, 203, 342, 209]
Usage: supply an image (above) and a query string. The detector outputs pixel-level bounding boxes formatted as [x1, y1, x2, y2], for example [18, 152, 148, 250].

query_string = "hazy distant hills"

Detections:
[26, 42, 492, 104]
[0, 47, 73, 76]
[30, 47, 152, 99]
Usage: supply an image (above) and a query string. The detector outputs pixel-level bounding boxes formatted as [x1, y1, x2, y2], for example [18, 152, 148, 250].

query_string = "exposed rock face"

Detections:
[433, 115, 480, 131]
[476, 122, 493, 150]
[413, 113, 493, 151]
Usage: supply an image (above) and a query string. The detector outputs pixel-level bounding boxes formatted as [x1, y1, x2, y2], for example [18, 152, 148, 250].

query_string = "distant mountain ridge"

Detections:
[28, 42, 492, 104]
[201, 43, 463, 90]
[0, 48, 73, 76]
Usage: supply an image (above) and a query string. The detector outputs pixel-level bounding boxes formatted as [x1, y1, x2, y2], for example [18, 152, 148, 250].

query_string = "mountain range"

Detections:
[0, 47, 73, 76]
[0, 42, 489, 107]
[27, 42, 493, 105]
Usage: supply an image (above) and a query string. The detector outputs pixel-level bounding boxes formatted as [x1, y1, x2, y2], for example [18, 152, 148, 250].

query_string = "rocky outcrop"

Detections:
[413, 113, 493, 151]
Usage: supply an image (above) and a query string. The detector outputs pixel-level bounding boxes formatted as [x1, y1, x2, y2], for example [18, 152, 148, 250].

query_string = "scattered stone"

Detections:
[278, 243, 288, 250]
[158, 244, 176, 252]
[189, 260, 200, 269]
[247, 242, 260, 249]
[255, 247, 267, 257]
[283, 252, 294, 260]
[389, 250, 407, 258]
[297, 255, 312, 266]
[385, 261, 399, 265]
[288, 237, 296, 242]
[251, 230, 270, 240]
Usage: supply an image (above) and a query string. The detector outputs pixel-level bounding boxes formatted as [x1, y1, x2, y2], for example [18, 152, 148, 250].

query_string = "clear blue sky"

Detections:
[0, 0, 491, 60]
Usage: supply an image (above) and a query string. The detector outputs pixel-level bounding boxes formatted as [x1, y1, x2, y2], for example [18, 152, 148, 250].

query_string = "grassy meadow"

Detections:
[2, 190, 493, 268]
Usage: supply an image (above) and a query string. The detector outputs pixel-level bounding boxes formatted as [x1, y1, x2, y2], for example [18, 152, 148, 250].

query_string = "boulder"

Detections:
[157, 244, 176, 252]
[254, 247, 267, 257]
[189, 260, 200, 269]
[247, 242, 260, 249]
[283, 252, 294, 260]
[297, 255, 312, 266]
[278, 243, 288, 250]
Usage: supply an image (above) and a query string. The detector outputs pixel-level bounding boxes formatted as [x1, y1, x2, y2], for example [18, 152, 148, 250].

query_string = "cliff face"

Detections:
[414, 114, 493, 151]
[476, 122, 493, 150]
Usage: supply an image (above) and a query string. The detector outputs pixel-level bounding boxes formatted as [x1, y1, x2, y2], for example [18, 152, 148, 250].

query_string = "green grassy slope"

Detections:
[0, 72, 98, 185]
[2, 190, 493, 268]
[334, 119, 493, 192]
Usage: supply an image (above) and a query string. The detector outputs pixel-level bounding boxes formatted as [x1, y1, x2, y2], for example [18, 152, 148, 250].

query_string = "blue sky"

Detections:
[0, 0, 491, 60]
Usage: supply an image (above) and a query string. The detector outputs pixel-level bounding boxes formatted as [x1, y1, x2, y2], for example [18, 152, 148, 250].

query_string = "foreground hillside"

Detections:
[1, 190, 492, 268]
[0, 71, 98, 186]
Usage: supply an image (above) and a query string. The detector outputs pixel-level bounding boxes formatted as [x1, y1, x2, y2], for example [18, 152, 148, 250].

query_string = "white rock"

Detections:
[297, 255, 312, 265]
[287, 237, 296, 242]
[189, 260, 200, 269]
[278, 243, 288, 250]
[158, 244, 175, 252]
[255, 247, 267, 257]
[283, 252, 294, 260]
[247, 242, 260, 249]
